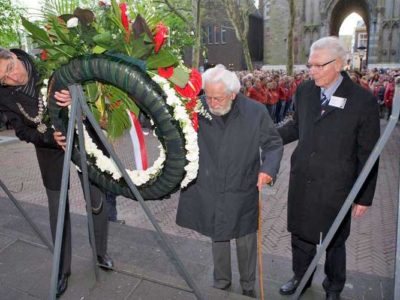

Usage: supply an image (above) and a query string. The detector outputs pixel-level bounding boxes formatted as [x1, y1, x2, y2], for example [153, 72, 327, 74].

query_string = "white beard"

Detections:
[209, 100, 233, 116]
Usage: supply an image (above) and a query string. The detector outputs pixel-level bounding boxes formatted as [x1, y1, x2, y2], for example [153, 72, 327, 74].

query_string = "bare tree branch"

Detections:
[161, 0, 189, 23]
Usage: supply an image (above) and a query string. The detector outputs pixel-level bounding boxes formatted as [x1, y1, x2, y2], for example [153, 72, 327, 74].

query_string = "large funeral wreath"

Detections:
[23, 1, 207, 200]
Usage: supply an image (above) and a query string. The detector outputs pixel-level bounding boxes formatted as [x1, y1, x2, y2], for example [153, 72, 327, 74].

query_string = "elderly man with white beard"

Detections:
[176, 64, 283, 298]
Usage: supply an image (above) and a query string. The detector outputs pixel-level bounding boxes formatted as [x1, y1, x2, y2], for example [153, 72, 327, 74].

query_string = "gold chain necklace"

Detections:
[16, 97, 47, 133]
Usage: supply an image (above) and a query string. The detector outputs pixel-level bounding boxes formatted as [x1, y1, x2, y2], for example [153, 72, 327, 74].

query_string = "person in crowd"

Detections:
[242, 77, 254, 98]
[384, 77, 395, 120]
[277, 76, 289, 124]
[0, 47, 113, 297]
[176, 64, 283, 298]
[266, 80, 279, 122]
[277, 37, 380, 300]
[359, 75, 370, 90]
[248, 78, 267, 105]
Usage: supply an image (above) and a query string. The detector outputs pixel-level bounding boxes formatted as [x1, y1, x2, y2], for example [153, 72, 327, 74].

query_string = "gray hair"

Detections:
[202, 64, 241, 94]
[0, 48, 13, 60]
[310, 36, 347, 67]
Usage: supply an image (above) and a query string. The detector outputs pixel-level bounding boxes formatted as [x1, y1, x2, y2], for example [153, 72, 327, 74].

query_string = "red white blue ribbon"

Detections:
[127, 110, 148, 170]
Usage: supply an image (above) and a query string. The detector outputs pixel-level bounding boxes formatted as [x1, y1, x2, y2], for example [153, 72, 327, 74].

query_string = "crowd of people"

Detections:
[233, 66, 399, 125]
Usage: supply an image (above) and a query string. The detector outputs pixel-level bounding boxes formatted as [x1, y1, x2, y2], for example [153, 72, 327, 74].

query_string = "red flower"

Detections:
[153, 22, 168, 53]
[191, 112, 199, 132]
[174, 68, 202, 98]
[40, 50, 48, 61]
[185, 97, 197, 111]
[119, 3, 130, 33]
[158, 66, 174, 79]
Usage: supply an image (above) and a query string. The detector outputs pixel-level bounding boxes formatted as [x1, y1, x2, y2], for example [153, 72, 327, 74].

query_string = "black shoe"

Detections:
[56, 273, 69, 297]
[279, 277, 310, 295]
[242, 289, 256, 298]
[214, 282, 231, 290]
[97, 254, 114, 270]
[326, 292, 341, 300]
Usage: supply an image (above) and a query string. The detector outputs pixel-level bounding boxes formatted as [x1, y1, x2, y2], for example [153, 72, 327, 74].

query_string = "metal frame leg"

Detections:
[0, 179, 53, 252]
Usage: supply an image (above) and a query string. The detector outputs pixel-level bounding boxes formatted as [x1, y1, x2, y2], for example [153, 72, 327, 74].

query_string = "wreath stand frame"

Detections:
[0, 179, 53, 252]
[49, 84, 204, 300]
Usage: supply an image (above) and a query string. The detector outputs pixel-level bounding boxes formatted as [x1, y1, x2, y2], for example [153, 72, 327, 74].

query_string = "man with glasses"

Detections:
[0, 48, 113, 297]
[176, 64, 283, 298]
[278, 37, 380, 300]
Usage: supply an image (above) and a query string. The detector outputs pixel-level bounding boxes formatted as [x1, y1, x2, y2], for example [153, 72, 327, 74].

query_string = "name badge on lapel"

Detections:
[329, 96, 347, 109]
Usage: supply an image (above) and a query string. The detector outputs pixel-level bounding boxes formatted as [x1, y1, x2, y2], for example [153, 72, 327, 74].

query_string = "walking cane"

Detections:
[258, 189, 265, 300]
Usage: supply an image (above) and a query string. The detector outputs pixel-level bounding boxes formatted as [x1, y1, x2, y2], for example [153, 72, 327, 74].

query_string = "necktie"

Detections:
[321, 91, 329, 106]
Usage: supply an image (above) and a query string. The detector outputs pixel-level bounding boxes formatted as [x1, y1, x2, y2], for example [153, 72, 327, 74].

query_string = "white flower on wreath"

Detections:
[67, 17, 79, 28]
[152, 75, 199, 188]
[40, 79, 49, 107]
[72, 75, 200, 189]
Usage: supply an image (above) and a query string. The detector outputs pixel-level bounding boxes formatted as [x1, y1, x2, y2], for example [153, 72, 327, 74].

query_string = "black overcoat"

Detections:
[278, 72, 380, 244]
[176, 93, 283, 241]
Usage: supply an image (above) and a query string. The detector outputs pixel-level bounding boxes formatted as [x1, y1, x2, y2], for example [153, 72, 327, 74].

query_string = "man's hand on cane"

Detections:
[257, 172, 273, 192]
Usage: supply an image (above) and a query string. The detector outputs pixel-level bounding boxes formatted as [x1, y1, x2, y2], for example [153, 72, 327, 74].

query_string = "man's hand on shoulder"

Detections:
[257, 172, 273, 191]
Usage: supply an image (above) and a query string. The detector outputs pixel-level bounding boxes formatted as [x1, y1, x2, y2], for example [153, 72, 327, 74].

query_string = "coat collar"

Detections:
[315, 71, 353, 122]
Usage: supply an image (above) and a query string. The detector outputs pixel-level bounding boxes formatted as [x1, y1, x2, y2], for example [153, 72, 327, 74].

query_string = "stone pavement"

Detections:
[0, 119, 398, 299]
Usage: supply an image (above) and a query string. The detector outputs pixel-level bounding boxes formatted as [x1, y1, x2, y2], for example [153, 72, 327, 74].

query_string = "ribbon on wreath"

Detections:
[127, 110, 148, 171]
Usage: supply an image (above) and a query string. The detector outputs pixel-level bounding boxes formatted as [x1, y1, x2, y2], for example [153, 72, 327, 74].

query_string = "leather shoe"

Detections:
[242, 289, 256, 298]
[97, 254, 114, 270]
[214, 282, 231, 290]
[326, 292, 341, 300]
[56, 273, 69, 297]
[279, 277, 311, 295]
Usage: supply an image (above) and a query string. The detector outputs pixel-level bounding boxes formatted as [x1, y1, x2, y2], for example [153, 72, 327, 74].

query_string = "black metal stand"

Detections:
[292, 82, 400, 299]
[49, 84, 204, 300]
[0, 178, 53, 252]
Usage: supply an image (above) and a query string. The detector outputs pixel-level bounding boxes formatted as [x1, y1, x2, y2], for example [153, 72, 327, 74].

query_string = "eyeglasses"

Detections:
[306, 59, 336, 71]
[205, 95, 228, 103]
[0, 58, 16, 86]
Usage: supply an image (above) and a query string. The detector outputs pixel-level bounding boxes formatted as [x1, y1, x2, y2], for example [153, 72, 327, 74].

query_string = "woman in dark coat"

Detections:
[0, 48, 112, 297]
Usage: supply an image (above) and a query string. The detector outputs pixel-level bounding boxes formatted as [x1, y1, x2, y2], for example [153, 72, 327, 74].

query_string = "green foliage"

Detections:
[21, 0, 194, 139]
[0, 0, 23, 48]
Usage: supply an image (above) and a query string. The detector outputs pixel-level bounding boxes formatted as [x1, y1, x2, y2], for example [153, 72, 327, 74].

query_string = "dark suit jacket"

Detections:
[278, 72, 380, 244]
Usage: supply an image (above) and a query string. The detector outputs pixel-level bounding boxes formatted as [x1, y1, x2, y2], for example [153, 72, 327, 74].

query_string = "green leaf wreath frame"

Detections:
[48, 53, 187, 200]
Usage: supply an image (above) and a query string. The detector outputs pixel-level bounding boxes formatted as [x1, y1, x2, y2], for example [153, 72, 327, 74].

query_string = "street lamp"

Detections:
[357, 46, 367, 71]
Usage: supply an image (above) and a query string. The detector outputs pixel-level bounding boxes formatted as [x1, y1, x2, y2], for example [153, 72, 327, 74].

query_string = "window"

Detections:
[357, 32, 368, 48]
[207, 25, 213, 44]
[221, 26, 227, 44]
[214, 25, 220, 44]
[202, 26, 207, 44]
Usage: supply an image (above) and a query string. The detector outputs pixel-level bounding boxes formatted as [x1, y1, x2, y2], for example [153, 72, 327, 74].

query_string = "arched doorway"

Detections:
[327, 0, 370, 64]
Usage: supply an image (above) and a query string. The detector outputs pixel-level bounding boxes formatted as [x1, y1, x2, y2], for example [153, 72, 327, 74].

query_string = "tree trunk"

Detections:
[242, 37, 253, 71]
[221, 0, 253, 71]
[286, 0, 295, 75]
[259, 0, 264, 18]
[191, 0, 202, 69]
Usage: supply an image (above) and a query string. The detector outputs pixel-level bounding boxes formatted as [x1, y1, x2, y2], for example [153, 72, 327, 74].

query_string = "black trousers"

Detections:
[46, 181, 109, 276]
[291, 230, 346, 293]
